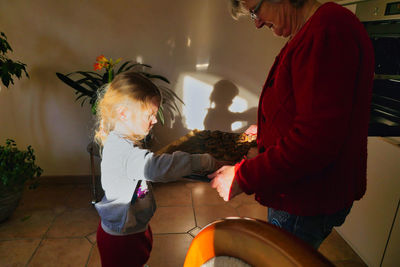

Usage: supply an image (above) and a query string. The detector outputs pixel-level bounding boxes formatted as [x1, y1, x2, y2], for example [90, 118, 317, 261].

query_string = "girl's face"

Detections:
[121, 96, 160, 137]
[139, 96, 160, 135]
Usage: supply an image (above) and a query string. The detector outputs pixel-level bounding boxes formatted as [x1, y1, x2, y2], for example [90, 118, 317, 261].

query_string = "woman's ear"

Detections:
[116, 105, 127, 120]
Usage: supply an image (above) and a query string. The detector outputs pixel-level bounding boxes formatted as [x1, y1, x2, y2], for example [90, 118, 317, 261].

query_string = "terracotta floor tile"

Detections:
[150, 206, 195, 234]
[195, 204, 239, 228]
[39, 175, 91, 185]
[184, 180, 202, 188]
[28, 238, 92, 267]
[319, 230, 366, 265]
[236, 203, 268, 221]
[64, 184, 93, 209]
[86, 243, 101, 267]
[17, 185, 74, 212]
[147, 233, 193, 267]
[0, 209, 56, 239]
[191, 182, 227, 206]
[0, 178, 368, 266]
[46, 207, 99, 238]
[188, 226, 202, 237]
[153, 181, 192, 207]
[0, 239, 41, 266]
[86, 231, 97, 244]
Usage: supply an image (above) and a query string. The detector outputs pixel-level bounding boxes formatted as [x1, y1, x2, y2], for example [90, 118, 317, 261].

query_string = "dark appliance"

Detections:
[354, 0, 400, 136]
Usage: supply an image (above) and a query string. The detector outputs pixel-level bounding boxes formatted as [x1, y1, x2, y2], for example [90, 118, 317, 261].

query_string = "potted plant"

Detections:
[56, 55, 183, 124]
[0, 139, 43, 222]
[0, 32, 29, 88]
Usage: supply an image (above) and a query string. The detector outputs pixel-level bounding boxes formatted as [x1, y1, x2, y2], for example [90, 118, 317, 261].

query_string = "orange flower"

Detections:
[96, 55, 107, 63]
[93, 55, 122, 73]
[93, 62, 104, 70]
[94, 55, 110, 70]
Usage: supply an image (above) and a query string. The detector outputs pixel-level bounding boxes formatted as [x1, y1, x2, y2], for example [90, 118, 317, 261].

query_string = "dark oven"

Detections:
[354, 0, 400, 136]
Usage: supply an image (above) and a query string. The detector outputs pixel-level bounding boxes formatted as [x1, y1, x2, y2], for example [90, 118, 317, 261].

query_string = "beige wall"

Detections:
[0, 0, 286, 175]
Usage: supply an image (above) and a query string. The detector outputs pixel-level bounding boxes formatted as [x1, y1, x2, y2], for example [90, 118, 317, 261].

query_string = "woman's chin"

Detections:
[271, 27, 282, 37]
[271, 27, 292, 38]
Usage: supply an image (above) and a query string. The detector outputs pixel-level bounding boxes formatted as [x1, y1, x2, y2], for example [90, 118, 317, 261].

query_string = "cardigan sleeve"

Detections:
[236, 24, 361, 195]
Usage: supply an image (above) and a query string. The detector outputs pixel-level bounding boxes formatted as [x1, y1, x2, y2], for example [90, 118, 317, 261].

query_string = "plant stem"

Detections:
[108, 68, 112, 83]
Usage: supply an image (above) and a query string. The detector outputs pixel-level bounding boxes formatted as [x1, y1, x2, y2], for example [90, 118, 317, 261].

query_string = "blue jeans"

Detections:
[268, 205, 352, 249]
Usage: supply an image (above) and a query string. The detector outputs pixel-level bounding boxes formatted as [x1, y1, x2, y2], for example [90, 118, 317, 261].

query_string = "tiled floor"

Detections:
[0, 177, 367, 267]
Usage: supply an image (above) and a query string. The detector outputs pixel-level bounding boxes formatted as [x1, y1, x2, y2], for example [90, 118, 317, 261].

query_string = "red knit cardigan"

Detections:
[235, 2, 374, 216]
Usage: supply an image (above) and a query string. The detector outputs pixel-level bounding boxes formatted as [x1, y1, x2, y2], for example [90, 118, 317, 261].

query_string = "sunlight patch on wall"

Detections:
[230, 96, 248, 113]
[182, 76, 213, 130]
[230, 95, 249, 131]
[179, 72, 259, 132]
[196, 63, 209, 71]
[232, 121, 244, 131]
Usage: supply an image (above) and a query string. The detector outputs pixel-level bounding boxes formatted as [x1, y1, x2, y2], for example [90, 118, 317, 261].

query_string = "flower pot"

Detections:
[0, 185, 23, 223]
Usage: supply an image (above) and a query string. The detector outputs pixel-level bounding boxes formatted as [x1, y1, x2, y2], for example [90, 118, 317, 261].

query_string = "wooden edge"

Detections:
[184, 217, 334, 267]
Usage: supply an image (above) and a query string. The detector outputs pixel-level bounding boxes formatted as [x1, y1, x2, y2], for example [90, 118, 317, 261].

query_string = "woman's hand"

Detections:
[244, 124, 257, 137]
[208, 165, 243, 201]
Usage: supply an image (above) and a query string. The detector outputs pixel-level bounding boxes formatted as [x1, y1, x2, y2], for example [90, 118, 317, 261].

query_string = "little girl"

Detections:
[94, 71, 218, 267]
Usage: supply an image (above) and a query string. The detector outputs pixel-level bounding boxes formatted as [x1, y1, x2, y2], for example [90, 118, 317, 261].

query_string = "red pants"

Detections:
[97, 222, 153, 267]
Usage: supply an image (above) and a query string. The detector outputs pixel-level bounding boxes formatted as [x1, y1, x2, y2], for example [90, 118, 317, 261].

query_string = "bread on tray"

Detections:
[156, 129, 257, 164]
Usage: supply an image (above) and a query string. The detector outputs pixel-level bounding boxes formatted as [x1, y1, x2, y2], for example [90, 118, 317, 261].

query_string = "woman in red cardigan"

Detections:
[210, 0, 374, 249]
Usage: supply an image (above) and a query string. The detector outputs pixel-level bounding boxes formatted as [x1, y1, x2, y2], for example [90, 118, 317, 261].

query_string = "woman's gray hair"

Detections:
[229, 0, 307, 20]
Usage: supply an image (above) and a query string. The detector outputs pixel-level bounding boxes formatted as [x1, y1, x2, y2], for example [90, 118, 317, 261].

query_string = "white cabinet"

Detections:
[337, 137, 400, 267]
[382, 203, 400, 267]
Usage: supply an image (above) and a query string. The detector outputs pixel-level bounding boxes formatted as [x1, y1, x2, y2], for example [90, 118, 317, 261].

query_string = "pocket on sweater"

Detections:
[134, 186, 157, 226]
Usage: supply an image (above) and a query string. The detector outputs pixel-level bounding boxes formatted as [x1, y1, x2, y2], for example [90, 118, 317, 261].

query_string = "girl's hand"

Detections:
[215, 160, 233, 170]
[244, 124, 257, 137]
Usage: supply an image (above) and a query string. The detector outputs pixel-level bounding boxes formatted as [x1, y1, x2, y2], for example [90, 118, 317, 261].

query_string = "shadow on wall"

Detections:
[151, 114, 190, 152]
[204, 79, 257, 133]
[151, 78, 258, 151]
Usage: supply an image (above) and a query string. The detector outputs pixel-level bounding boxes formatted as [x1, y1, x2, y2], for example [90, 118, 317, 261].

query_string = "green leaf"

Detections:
[67, 71, 102, 79]
[80, 98, 87, 107]
[75, 93, 87, 101]
[0, 33, 29, 88]
[116, 61, 132, 74]
[1, 73, 11, 87]
[0, 32, 12, 54]
[74, 71, 102, 87]
[21, 65, 29, 78]
[75, 78, 99, 92]
[0, 139, 42, 191]
[56, 73, 94, 97]
[145, 73, 170, 84]
[161, 102, 176, 118]
[14, 65, 22, 78]
[91, 102, 98, 115]
[124, 63, 152, 72]
[157, 106, 165, 125]
[159, 85, 184, 104]
[102, 71, 108, 84]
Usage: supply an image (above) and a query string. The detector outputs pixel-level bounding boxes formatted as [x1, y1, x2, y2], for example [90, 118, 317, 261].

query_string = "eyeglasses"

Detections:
[249, 0, 265, 20]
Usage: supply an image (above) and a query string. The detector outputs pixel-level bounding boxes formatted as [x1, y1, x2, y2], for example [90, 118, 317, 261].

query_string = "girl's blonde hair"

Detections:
[94, 71, 161, 146]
